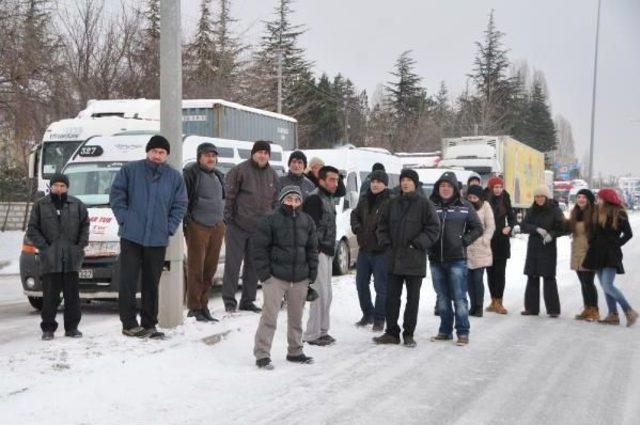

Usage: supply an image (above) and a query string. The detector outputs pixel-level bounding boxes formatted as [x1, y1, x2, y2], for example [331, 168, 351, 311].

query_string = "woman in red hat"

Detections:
[484, 176, 517, 314]
[583, 188, 637, 327]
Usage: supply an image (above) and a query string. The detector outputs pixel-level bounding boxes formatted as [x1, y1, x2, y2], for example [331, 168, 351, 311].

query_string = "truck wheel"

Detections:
[28, 296, 43, 311]
[333, 240, 350, 276]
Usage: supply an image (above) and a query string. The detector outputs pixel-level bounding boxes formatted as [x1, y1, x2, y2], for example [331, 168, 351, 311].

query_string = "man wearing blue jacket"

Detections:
[110, 135, 188, 338]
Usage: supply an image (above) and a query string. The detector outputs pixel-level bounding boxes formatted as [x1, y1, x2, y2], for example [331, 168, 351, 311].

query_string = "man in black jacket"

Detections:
[252, 186, 318, 369]
[26, 174, 90, 340]
[278, 150, 316, 199]
[374, 169, 440, 347]
[183, 142, 226, 322]
[350, 169, 391, 331]
[429, 172, 483, 346]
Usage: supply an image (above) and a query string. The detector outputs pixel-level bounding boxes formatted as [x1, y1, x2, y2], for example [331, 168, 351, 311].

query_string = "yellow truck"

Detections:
[440, 136, 545, 209]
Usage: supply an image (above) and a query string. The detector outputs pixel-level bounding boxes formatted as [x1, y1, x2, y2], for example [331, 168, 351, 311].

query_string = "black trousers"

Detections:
[487, 257, 508, 299]
[524, 275, 560, 315]
[385, 274, 422, 338]
[41, 272, 81, 332]
[576, 271, 598, 308]
[119, 239, 166, 330]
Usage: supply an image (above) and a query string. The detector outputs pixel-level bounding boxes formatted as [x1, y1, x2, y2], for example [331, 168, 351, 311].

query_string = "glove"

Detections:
[543, 233, 553, 244]
[536, 227, 548, 238]
[511, 225, 521, 235]
[306, 283, 319, 302]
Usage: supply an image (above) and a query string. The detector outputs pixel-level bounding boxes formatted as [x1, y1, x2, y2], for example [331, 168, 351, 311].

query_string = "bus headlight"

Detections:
[26, 277, 36, 288]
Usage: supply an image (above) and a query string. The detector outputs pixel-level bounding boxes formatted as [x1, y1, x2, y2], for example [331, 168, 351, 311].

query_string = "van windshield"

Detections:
[42, 141, 84, 179]
[65, 162, 123, 206]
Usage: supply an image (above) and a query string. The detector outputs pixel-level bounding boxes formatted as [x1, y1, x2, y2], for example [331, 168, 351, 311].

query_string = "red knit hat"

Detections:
[598, 188, 622, 206]
[487, 177, 504, 190]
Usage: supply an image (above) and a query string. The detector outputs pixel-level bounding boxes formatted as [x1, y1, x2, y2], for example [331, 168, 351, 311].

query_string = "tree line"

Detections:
[0, 0, 578, 190]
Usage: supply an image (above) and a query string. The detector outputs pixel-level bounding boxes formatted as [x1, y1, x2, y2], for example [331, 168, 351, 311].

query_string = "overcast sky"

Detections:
[120, 0, 640, 177]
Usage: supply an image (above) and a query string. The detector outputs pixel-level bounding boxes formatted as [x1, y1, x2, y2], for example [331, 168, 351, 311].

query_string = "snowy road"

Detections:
[0, 215, 639, 425]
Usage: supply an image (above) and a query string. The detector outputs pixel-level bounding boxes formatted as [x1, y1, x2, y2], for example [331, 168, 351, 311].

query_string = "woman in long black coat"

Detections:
[520, 185, 567, 317]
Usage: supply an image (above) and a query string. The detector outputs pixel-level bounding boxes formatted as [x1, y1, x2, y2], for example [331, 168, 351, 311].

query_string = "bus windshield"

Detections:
[64, 162, 123, 206]
[42, 141, 83, 179]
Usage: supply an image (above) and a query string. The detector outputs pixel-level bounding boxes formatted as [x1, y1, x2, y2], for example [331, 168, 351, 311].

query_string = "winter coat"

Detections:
[466, 201, 495, 270]
[582, 213, 633, 274]
[183, 162, 225, 225]
[521, 201, 567, 277]
[428, 176, 483, 264]
[570, 221, 590, 271]
[305, 171, 319, 188]
[110, 159, 188, 247]
[377, 191, 440, 277]
[224, 159, 279, 232]
[350, 189, 390, 253]
[487, 191, 517, 259]
[252, 205, 319, 283]
[278, 172, 316, 199]
[26, 195, 90, 274]
[303, 187, 338, 256]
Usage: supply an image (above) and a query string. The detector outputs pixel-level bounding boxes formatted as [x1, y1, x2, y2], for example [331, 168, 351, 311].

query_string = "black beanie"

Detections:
[288, 150, 307, 168]
[467, 184, 484, 200]
[467, 175, 481, 186]
[369, 170, 389, 186]
[400, 169, 420, 188]
[50, 173, 69, 188]
[577, 188, 596, 205]
[146, 135, 170, 154]
[372, 162, 385, 172]
[251, 140, 271, 156]
[197, 142, 218, 158]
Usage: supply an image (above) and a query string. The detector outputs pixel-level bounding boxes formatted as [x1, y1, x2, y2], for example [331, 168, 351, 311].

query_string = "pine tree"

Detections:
[521, 78, 557, 153]
[184, 0, 217, 97]
[213, 0, 244, 99]
[126, 0, 160, 97]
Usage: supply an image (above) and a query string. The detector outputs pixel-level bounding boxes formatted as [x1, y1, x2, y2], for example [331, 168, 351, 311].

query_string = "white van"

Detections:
[20, 134, 285, 308]
[298, 146, 403, 275]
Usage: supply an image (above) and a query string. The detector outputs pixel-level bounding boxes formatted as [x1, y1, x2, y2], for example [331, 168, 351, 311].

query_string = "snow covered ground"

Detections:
[0, 215, 639, 425]
[0, 230, 23, 276]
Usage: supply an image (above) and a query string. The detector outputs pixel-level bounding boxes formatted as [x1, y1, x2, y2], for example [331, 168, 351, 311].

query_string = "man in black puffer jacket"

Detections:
[429, 171, 483, 346]
[252, 186, 318, 369]
[373, 169, 440, 347]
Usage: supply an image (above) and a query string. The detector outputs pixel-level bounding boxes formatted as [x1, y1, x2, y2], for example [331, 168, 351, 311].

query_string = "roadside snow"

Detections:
[0, 230, 23, 275]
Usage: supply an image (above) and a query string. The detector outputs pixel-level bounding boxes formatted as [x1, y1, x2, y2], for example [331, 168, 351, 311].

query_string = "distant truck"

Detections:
[439, 136, 545, 209]
[29, 99, 297, 196]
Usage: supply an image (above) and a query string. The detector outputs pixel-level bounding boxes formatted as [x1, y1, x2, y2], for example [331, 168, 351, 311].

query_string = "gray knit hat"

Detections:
[279, 185, 303, 203]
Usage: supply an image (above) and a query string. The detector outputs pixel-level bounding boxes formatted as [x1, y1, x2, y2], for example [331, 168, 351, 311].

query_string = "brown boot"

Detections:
[574, 307, 588, 321]
[625, 309, 639, 327]
[485, 298, 497, 313]
[584, 307, 600, 322]
[495, 298, 508, 315]
[598, 313, 620, 325]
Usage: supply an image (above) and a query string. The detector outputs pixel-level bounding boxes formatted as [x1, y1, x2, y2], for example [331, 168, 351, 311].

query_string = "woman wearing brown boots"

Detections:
[568, 189, 600, 322]
[582, 189, 638, 327]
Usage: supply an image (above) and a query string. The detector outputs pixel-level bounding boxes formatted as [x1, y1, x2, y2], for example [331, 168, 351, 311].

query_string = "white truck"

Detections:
[439, 136, 545, 209]
[20, 134, 285, 309]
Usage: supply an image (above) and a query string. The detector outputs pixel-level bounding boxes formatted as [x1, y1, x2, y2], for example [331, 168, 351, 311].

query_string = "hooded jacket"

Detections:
[428, 172, 483, 263]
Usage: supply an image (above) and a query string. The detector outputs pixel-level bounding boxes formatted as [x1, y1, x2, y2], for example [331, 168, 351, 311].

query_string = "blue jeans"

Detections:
[355, 251, 389, 323]
[431, 261, 470, 336]
[596, 268, 632, 315]
[467, 268, 485, 312]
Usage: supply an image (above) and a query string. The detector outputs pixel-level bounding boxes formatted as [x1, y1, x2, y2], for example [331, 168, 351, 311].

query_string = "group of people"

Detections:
[27, 135, 636, 370]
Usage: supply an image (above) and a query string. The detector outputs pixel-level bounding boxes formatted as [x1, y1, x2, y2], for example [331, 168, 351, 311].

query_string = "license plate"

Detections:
[79, 269, 93, 279]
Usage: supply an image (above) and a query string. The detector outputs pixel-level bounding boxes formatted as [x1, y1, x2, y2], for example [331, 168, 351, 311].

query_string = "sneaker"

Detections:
[122, 326, 147, 337]
[41, 331, 54, 341]
[201, 308, 219, 322]
[286, 354, 314, 364]
[372, 322, 385, 332]
[305, 337, 331, 347]
[430, 334, 453, 342]
[520, 310, 539, 316]
[256, 357, 274, 370]
[456, 335, 469, 346]
[187, 309, 209, 322]
[64, 329, 83, 338]
[372, 333, 400, 345]
[598, 313, 620, 325]
[355, 316, 373, 327]
[145, 327, 165, 339]
[239, 303, 262, 313]
[403, 335, 417, 348]
[225, 304, 237, 313]
[320, 334, 336, 344]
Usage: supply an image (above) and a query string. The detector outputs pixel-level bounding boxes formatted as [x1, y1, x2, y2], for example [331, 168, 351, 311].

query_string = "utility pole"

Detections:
[343, 98, 349, 145]
[587, 0, 602, 188]
[277, 48, 283, 114]
[158, 0, 184, 328]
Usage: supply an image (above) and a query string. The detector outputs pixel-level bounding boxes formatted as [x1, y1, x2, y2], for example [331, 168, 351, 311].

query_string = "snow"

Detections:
[0, 231, 23, 276]
[0, 216, 639, 424]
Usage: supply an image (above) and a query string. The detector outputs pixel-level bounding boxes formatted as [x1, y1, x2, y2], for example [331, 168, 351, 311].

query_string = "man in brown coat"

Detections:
[222, 140, 279, 312]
